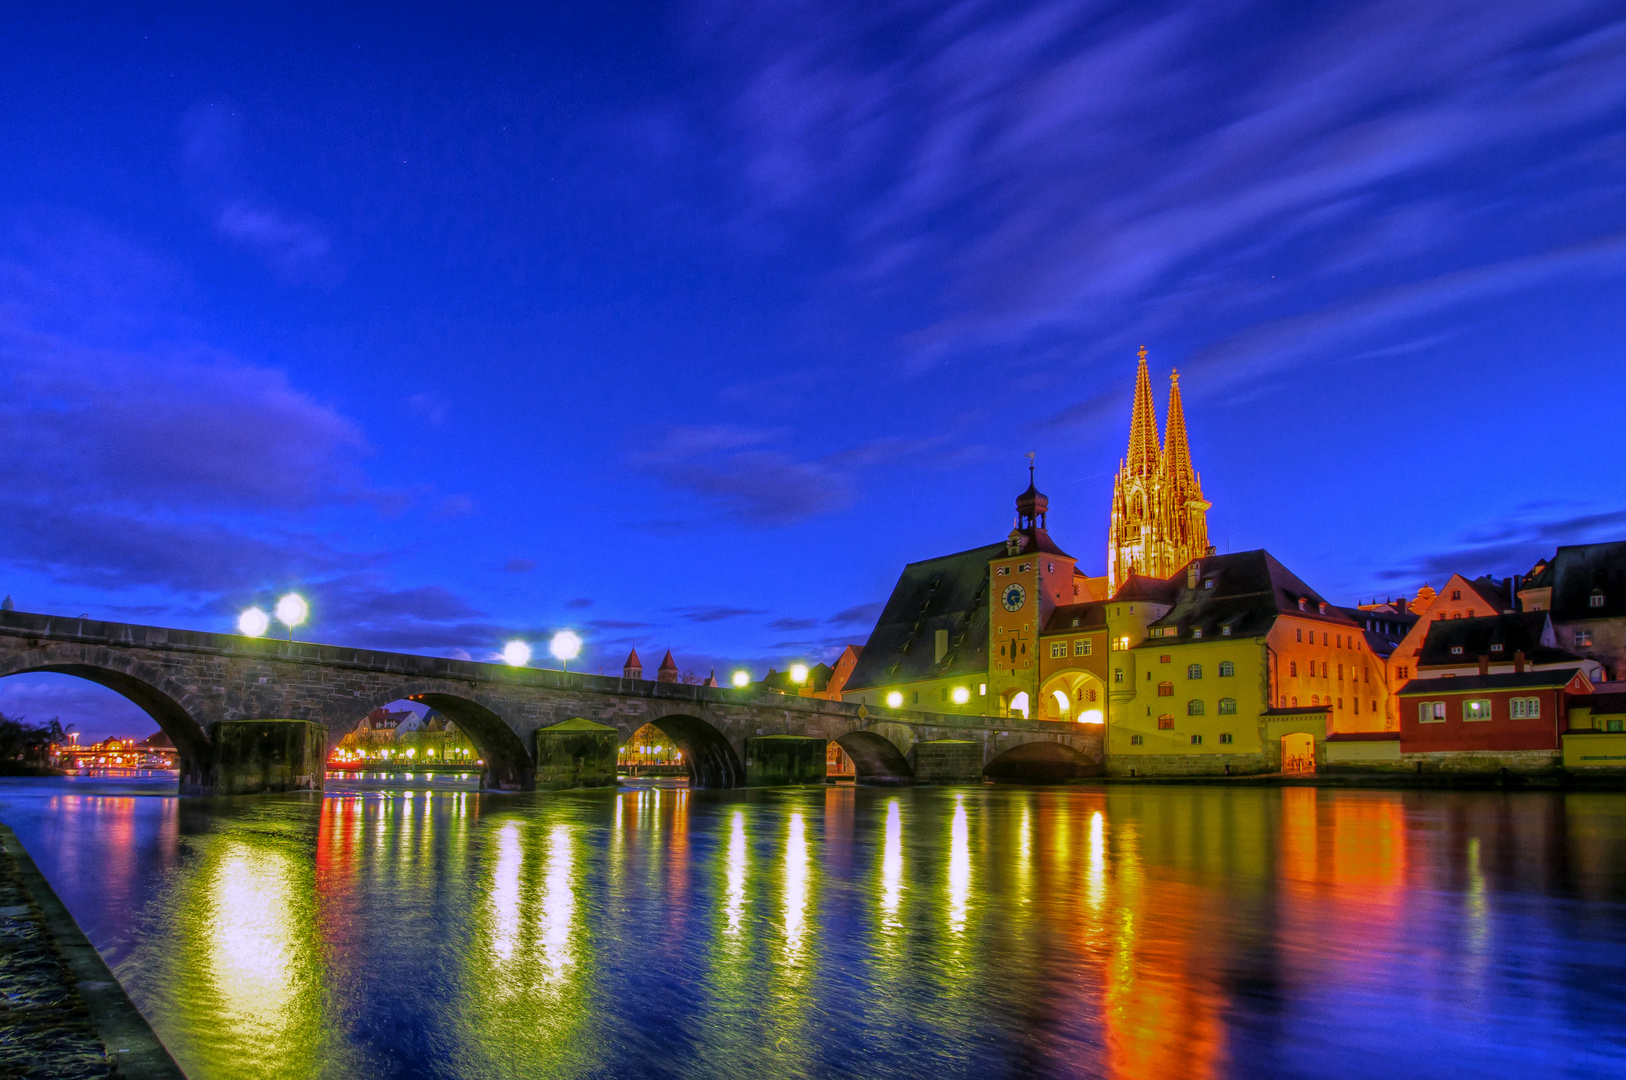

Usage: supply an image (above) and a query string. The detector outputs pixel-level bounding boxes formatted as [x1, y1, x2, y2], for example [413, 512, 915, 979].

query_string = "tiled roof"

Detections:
[1399, 668, 1584, 694]
[1043, 601, 1108, 635]
[1529, 540, 1626, 620]
[844, 542, 1002, 691]
[1133, 549, 1353, 646]
[1415, 612, 1578, 668]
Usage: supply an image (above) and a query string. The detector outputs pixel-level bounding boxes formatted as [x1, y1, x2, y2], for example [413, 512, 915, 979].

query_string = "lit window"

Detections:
[1577, 631, 1594, 646]
[1187, 700, 1205, 716]
[1591, 592, 1606, 608]
[1157, 681, 1174, 696]
[1204, 579, 1215, 589]
[1451, 646, 1464, 655]
[1190, 734, 1203, 745]
[1219, 660, 1235, 677]
[1188, 663, 1203, 679]
[1218, 697, 1236, 715]
[1491, 644, 1503, 652]
[1298, 598, 1307, 611]
[1222, 626, 1232, 636]
[1463, 699, 1492, 721]
[1193, 628, 1203, 639]
[1157, 715, 1173, 730]
[1130, 734, 1144, 745]
[1113, 668, 1124, 684]
[1219, 732, 1233, 744]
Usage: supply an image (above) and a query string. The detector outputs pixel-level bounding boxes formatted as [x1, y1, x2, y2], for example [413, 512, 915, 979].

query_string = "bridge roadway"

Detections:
[0, 610, 1102, 794]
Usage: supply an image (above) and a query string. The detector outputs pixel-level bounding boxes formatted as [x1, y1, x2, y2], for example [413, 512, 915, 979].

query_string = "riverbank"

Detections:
[0, 824, 184, 1080]
[1075, 769, 1626, 790]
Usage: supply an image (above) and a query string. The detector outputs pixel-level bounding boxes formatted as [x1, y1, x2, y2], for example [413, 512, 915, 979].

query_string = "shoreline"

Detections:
[0, 824, 186, 1080]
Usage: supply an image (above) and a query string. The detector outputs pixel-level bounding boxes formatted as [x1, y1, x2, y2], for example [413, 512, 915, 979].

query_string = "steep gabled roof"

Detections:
[1415, 611, 1578, 668]
[1043, 601, 1109, 635]
[844, 542, 1001, 691]
[1110, 573, 1179, 605]
[1532, 540, 1626, 620]
[1137, 549, 1354, 646]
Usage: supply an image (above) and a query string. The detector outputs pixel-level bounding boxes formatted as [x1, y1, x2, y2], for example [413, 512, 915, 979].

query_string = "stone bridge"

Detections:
[0, 610, 1102, 795]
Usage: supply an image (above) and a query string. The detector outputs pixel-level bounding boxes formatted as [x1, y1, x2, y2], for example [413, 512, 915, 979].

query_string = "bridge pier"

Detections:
[912, 739, 984, 784]
[533, 718, 619, 789]
[182, 720, 326, 797]
[744, 736, 828, 786]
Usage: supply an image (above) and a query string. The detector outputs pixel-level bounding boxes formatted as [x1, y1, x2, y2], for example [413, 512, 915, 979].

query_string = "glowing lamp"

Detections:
[238, 607, 270, 637]
[1081, 709, 1104, 724]
[550, 630, 583, 669]
[502, 640, 532, 666]
[951, 686, 970, 705]
[790, 663, 809, 684]
[275, 593, 309, 637]
[886, 691, 903, 709]
[731, 670, 750, 688]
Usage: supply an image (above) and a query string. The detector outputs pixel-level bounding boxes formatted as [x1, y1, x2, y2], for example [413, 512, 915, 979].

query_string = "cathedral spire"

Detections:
[1161, 368, 1199, 495]
[1124, 345, 1161, 477]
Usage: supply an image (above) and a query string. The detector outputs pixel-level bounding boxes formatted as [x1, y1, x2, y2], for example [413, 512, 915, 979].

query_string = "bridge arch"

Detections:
[0, 646, 212, 787]
[983, 739, 1098, 784]
[353, 687, 534, 791]
[645, 712, 743, 789]
[836, 730, 913, 785]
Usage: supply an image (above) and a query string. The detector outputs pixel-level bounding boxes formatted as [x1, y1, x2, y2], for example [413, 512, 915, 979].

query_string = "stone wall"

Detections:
[1106, 752, 1270, 777]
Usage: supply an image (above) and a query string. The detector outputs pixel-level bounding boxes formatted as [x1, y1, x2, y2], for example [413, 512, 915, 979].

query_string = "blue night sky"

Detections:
[3, 2, 1626, 738]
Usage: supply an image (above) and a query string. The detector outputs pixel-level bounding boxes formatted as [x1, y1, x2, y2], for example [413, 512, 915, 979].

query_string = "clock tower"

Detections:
[988, 468, 1078, 718]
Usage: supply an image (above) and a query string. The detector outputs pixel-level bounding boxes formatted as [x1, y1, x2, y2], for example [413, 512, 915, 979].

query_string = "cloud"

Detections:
[671, 605, 767, 623]
[828, 601, 883, 627]
[504, 558, 538, 573]
[587, 618, 654, 630]
[564, 596, 594, 608]
[1378, 503, 1626, 584]
[768, 616, 821, 631]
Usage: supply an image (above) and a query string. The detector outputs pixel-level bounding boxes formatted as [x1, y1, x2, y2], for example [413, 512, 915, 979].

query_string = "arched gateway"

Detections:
[0, 609, 1101, 795]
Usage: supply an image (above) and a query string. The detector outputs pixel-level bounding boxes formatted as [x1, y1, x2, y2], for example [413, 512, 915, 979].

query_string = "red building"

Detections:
[1398, 667, 1591, 755]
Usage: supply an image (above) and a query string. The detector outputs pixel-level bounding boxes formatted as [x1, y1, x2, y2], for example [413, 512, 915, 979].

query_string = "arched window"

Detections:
[1218, 698, 1237, 715]
[1218, 660, 1235, 677]
[1187, 700, 1205, 716]
[1008, 691, 1029, 719]
[1311, 694, 1320, 705]
[1157, 714, 1173, 730]
[1289, 660, 1298, 676]
[1187, 663, 1202, 679]
[1157, 681, 1174, 696]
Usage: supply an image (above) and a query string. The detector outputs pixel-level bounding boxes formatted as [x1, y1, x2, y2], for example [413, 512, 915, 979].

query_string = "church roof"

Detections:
[1123, 345, 1161, 477]
[623, 648, 642, 669]
[844, 541, 1002, 692]
[1135, 550, 1354, 644]
[657, 650, 678, 671]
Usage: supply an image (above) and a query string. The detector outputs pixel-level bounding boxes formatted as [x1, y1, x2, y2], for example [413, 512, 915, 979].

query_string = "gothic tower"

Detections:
[1107, 348, 1211, 593]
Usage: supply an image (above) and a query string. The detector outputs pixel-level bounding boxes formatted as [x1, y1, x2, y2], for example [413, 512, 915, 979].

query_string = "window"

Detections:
[1193, 628, 1203, 639]
[912, 691, 919, 704]
[1311, 694, 1319, 705]
[997, 566, 1009, 576]
[1296, 628, 1303, 642]
[1190, 734, 1203, 745]
[1219, 660, 1235, 677]
[1050, 642, 1067, 658]
[1463, 698, 1493, 721]
[1451, 646, 1464, 655]
[1218, 697, 1237, 715]
[1321, 661, 1329, 677]
[1510, 697, 1541, 719]
[1576, 630, 1594, 647]
[1075, 640, 1092, 656]
[1204, 579, 1215, 589]
[1083, 688, 1097, 703]
[1323, 633, 1329, 645]
[1188, 663, 1203, 679]
[1336, 635, 1342, 648]
[1130, 734, 1144, 745]
[1219, 732, 1233, 744]
[1222, 626, 1232, 636]
[1157, 681, 1174, 696]
[1298, 598, 1307, 611]
[1337, 663, 1344, 681]
[1452, 589, 1461, 600]
[1397, 666, 1409, 680]
[1047, 562, 1054, 572]
[1291, 696, 1298, 706]
[1160, 654, 1171, 663]
[1290, 660, 1298, 676]
[1188, 700, 1205, 716]
[1157, 715, 1174, 730]
[1337, 698, 1343, 710]
[940, 688, 947, 701]
[1020, 563, 1031, 572]
[1491, 644, 1503, 653]
[1113, 668, 1124, 684]
[1418, 702, 1443, 723]
[1591, 592, 1606, 608]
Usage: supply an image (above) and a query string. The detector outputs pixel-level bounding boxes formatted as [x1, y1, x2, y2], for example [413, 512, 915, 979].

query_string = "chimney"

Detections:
[1478, 655, 1490, 676]
[1514, 650, 1526, 673]
[1187, 561, 1199, 589]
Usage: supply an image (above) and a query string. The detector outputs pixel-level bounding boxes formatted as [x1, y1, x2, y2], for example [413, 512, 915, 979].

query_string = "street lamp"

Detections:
[951, 686, 970, 705]
[550, 630, 582, 671]
[238, 607, 270, 637]
[275, 593, 308, 641]
[502, 640, 531, 666]
[886, 691, 903, 709]
[790, 663, 809, 685]
[731, 670, 750, 688]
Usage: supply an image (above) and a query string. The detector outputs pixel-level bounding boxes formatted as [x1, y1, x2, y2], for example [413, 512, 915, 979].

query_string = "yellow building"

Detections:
[1104, 550, 1380, 776]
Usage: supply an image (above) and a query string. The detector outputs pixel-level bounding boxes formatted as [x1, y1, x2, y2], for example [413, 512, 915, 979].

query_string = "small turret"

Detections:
[622, 649, 643, 680]
[657, 650, 680, 684]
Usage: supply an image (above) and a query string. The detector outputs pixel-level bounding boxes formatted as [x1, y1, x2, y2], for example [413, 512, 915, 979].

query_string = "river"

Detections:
[1, 777, 1624, 1079]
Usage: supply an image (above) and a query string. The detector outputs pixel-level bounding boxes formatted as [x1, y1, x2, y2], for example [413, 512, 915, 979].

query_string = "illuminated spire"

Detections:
[1124, 345, 1161, 477]
[1161, 368, 1199, 496]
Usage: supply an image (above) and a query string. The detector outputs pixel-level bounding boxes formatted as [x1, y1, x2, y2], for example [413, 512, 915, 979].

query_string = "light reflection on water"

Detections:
[1, 779, 1626, 1078]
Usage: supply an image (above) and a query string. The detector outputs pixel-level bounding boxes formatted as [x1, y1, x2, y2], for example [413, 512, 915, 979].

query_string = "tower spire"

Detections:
[1124, 345, 1160, 477]
[1161, 368, 1197, 493]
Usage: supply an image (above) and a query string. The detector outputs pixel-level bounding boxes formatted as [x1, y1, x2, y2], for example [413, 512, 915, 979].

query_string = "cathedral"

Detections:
[1107, 346, 1212, 592]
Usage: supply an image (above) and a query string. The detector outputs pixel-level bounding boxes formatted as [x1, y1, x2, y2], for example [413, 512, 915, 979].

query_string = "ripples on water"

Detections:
[2, 777, 1626, 1079]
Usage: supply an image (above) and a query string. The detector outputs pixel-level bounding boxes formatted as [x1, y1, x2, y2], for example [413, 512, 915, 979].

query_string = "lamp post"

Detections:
[238, 607, 271, 637]
[731, 670, 750, 689]
[502, 640, 531, 666]
[274, 593, 308, 641]
[550, 630, 582, 672]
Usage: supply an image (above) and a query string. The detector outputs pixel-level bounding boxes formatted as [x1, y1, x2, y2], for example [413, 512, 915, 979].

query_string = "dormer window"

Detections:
[1221, 626, 1232, 636]
[1491, 644, 1504, 652]
[1193, 628, 1203, 639]
[1591, 591, 1606, 608]
[1204, 579, 1215, 589]
[1318, 602, 1328, 615]
[1298, 598, 1307, 611]
[1451, 646, 1464, 655]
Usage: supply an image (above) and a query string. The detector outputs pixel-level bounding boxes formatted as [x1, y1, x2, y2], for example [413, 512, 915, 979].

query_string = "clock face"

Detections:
[1001, 583, 1027, 612]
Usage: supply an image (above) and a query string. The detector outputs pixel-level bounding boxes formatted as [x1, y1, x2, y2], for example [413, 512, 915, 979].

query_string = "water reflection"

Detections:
[1, 780, 1625, 1079]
